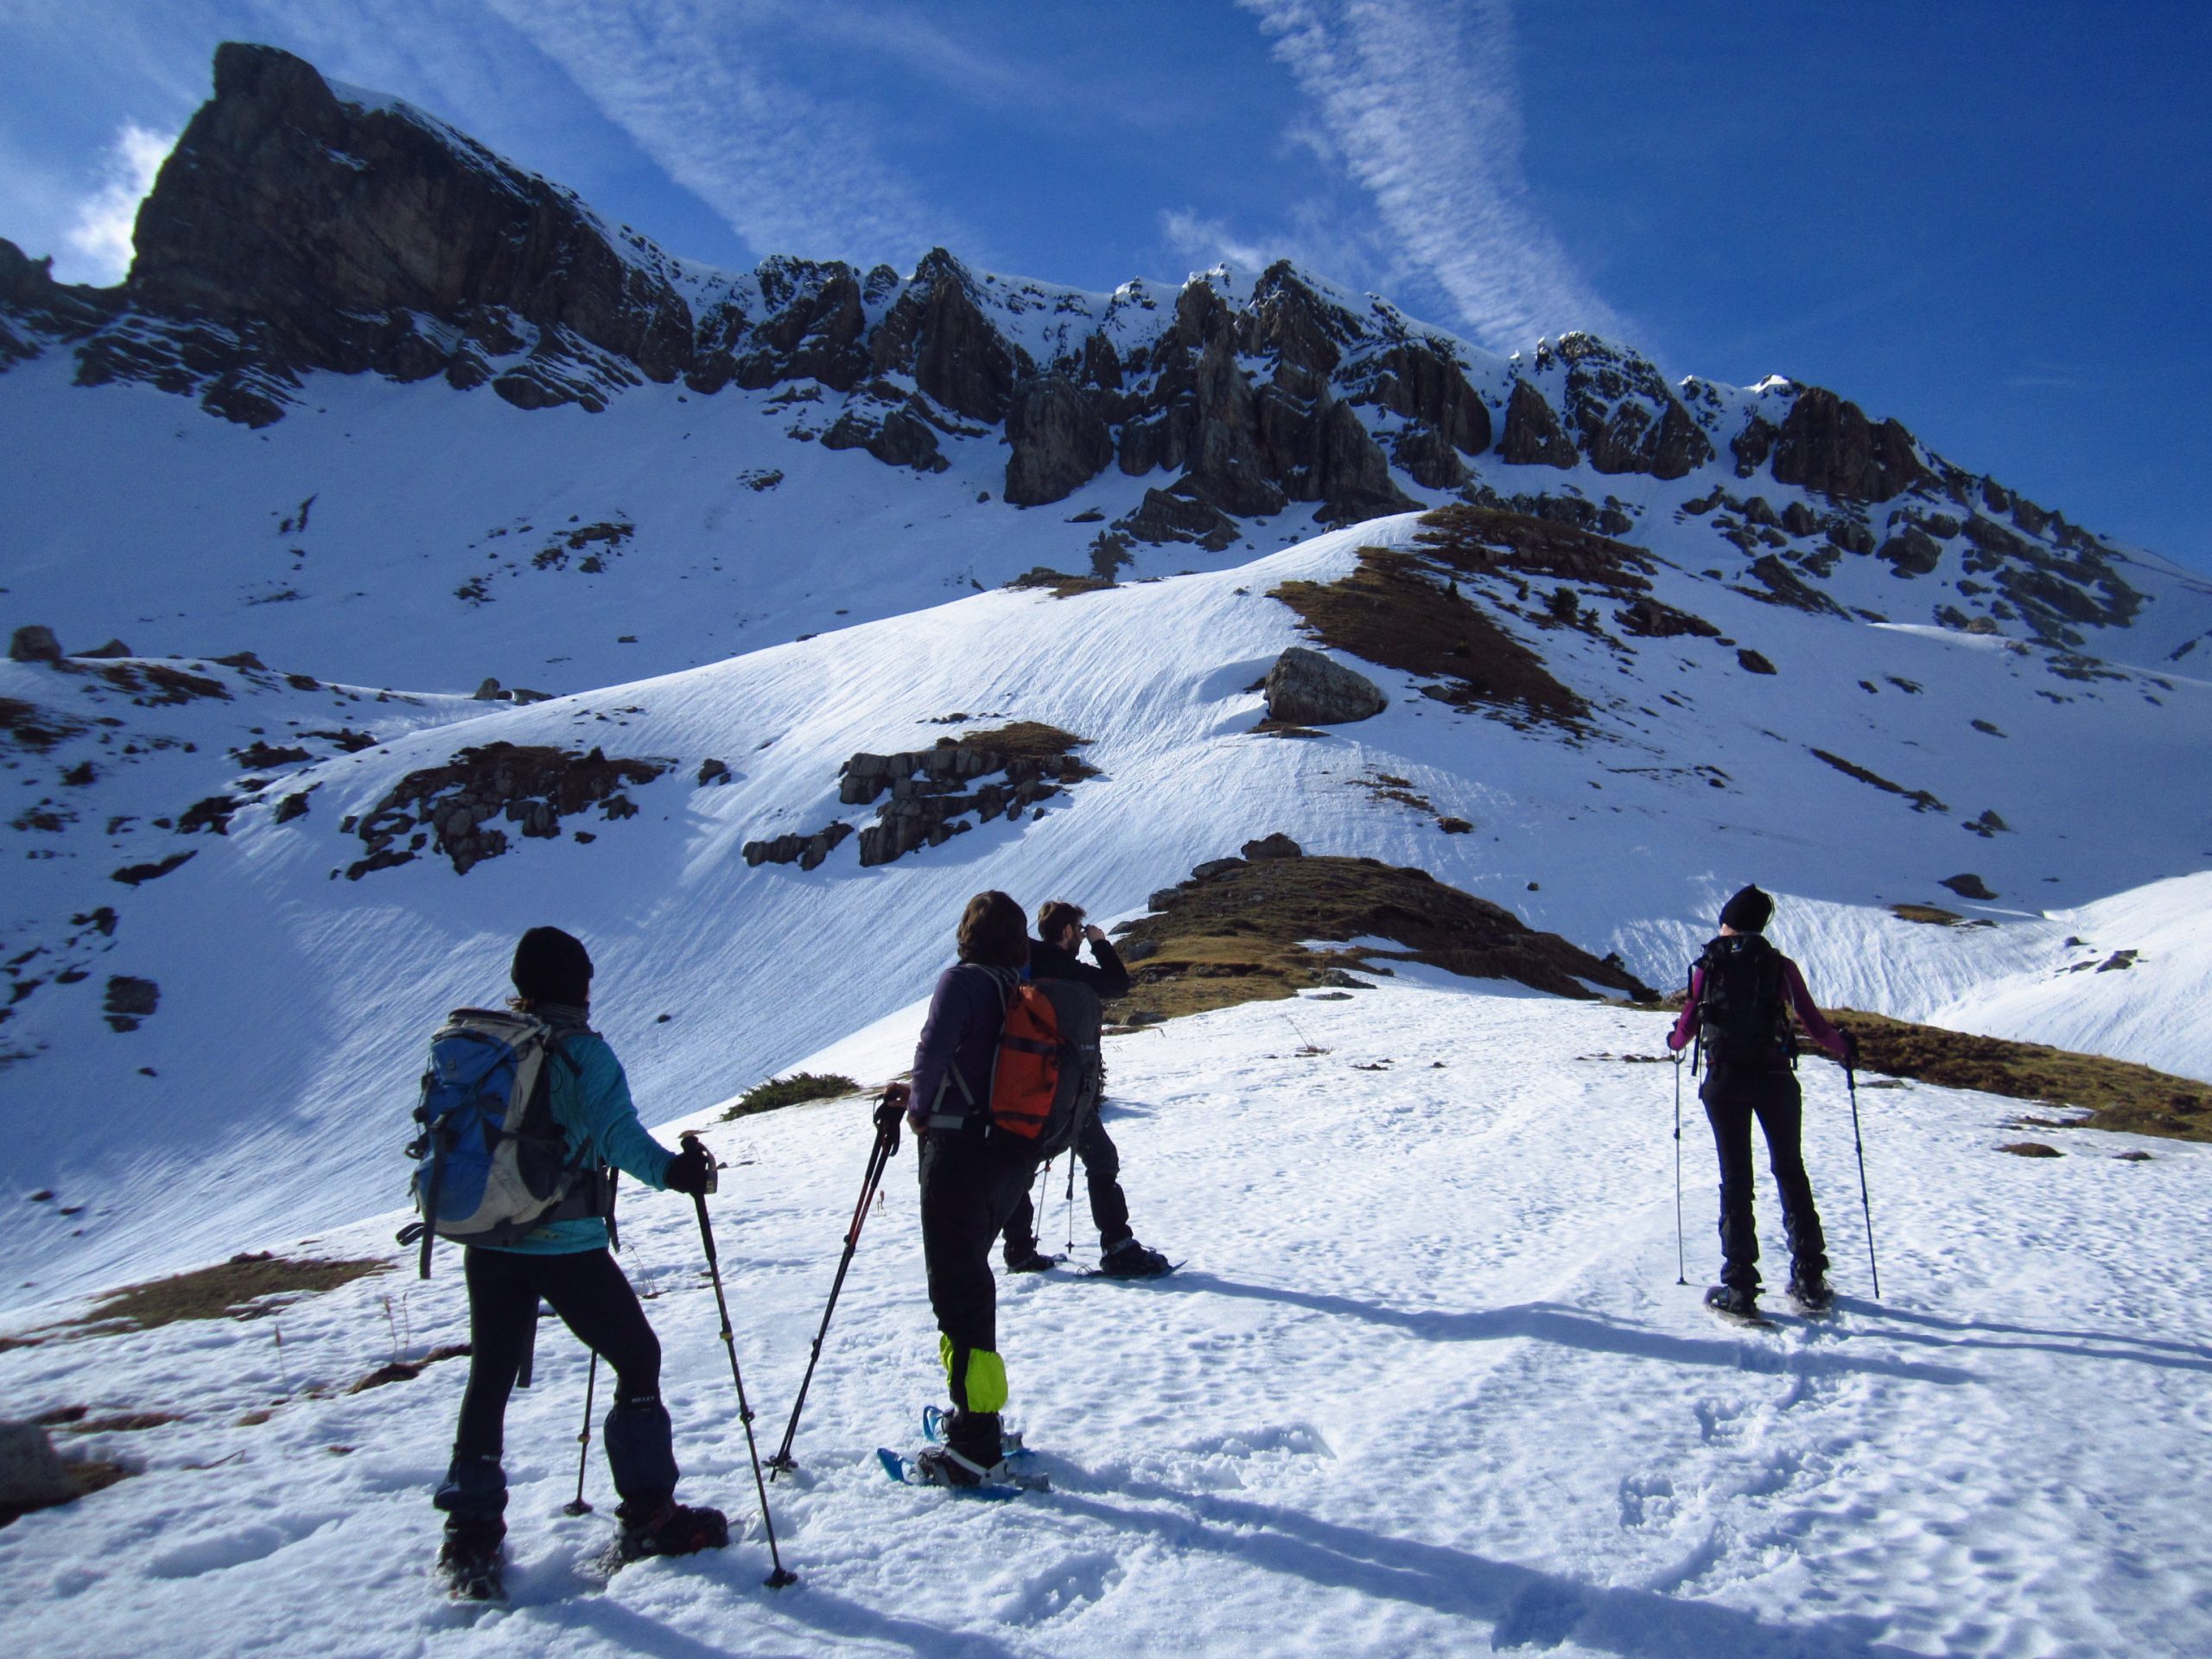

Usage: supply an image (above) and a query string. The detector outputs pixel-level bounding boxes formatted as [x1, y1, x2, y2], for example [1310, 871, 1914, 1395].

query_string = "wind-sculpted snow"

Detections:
[2, 505, 2208, 1308]
[3, 982, 2210, 1655]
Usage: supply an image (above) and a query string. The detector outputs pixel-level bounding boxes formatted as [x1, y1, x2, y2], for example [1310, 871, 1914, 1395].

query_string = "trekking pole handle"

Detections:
[679, 1132, 720, 1195]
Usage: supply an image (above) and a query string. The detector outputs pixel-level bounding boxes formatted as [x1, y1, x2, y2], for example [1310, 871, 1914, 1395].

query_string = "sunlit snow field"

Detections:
[4, 978, 2206, 1657]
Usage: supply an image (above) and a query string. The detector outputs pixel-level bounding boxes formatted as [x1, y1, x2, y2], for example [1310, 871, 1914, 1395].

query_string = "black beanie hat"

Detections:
[1719, 885, 1774, 933]
[512, 925, 593, 1006]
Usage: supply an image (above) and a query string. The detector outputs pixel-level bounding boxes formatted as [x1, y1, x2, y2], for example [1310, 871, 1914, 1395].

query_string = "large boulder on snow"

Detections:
[9, 625, 62, 664]
[0, 1422, 75, 1512]
[1264, 647, 1386, 725]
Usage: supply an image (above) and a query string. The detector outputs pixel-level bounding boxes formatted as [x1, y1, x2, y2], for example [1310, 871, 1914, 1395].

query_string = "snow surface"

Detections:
[4, 503, 2209, 1310]
[4, 977, 2209, 1656]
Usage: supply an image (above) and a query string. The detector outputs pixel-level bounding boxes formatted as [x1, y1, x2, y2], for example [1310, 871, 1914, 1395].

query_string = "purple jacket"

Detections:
[911, 963, 1014, 1125]
[1668, 953, 1848, 1061]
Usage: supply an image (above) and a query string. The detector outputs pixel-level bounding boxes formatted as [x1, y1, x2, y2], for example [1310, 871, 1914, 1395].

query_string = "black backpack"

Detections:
[1694, 934, 1796, 1071]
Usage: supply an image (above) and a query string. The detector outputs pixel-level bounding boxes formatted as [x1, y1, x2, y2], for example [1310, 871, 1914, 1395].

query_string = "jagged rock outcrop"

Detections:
[105, 42, 696, 423]
[870, 249, 1027, 423]
[1005, 373, 1114, 505]
[0, 242, 123, 368]
[1497, 381, 1579, 468]
[1769, 387, 1929, 503]
[1263, 647, 1388, 726]
[345, 742, 667, 878]
[817, 726, 1101, 868]
[1555, 334, 1713, 480]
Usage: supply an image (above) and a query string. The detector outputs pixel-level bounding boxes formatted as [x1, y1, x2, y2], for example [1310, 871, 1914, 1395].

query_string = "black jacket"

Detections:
[1030, 935, 1129, 1000]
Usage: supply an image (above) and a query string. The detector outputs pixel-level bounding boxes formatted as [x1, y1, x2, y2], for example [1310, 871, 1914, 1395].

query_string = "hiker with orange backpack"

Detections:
[881, 892, 1048, 1485]
[881, 891, 1100, 1488]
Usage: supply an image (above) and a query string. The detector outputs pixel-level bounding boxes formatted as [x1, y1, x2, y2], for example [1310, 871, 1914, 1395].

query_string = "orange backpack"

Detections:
[944, 968, 1103, 1156]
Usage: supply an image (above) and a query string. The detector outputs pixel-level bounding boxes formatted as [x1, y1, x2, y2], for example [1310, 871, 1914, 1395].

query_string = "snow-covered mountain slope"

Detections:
[1924, 872, 2212, 1078]
[4, 979, 2209, 1657]
[7, 43, 2211, 698]
[3, 507, 2207, 1310]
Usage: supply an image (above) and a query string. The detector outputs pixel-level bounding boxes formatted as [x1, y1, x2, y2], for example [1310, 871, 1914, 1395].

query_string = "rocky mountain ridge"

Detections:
[0, 41, 2201, 661]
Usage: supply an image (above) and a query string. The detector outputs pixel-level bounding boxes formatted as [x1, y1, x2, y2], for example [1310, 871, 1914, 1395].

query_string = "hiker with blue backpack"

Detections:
[412, 926, 721, 1599]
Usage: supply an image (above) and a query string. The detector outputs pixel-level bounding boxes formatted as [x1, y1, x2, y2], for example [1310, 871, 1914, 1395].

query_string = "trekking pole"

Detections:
[563, 1353, 598, 1515]
[1845, 1060, 1881, 1300]
[1671, 1052, 1687, 1286]
[1064, 1152, 1077, 1258]
[678, 1134, 798, 1589]
[766, 1102, 899, 1481]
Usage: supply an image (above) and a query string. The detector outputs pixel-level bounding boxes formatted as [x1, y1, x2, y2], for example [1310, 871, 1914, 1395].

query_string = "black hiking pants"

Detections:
[1001, 1110, 1131, 1258]
[441, 1246, 675, 1529]
[918, 1128, 1037, 1457]
[1702, 1065, 1827, 1294]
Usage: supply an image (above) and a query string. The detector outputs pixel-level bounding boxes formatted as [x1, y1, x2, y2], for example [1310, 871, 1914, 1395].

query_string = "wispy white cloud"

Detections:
[478, 0, 959, 266]
[60, 123, 174, 285]
[1236, 0, 1621, 349]
[1160, 208, 1280, 275]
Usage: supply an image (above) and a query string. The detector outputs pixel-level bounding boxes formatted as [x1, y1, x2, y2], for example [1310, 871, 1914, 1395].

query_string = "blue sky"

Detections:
[3, 1, 2206, 569]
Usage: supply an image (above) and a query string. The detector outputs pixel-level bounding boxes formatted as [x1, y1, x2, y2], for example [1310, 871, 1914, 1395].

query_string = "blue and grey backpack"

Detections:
[400, 1007, 606, 1276]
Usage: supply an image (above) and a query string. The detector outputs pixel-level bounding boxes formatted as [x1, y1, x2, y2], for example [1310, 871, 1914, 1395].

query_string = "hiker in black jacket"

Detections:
[1666, 886, 1857, 1319]
[1001, 900, 1171, 1278]
[880, 891, 1039, 1484]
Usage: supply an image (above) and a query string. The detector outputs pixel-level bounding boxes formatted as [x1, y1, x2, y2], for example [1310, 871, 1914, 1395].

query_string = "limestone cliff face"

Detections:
[0, 41, 2158, 652]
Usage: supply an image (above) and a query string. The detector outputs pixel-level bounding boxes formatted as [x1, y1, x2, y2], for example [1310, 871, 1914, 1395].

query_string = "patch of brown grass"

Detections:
[1833, 1010, 2212, 1143]
[1273, 547, 1592, 733]
[74, 1251, 387, 1333]
[1108, 853, 1651, 1026]
[943, 722, 1100, 775]
[1411, 505, 1656, 594]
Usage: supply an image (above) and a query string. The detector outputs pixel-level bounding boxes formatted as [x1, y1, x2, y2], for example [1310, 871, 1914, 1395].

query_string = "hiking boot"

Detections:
[1786, 1271, 1835, 1313]
[1703, 1283, 1761, 1319]
[1003, 1243, 1056, 1274]
[912, 1444, 995, 1488]
[1097, 1239, 1171, 1279]
[436, 1518, 505, 1601]
[615, 1497, 730, 1560]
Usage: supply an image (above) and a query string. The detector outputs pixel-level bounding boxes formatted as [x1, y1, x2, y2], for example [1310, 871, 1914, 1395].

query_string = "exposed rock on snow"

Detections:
[346, 741, 668, 877]
[1262, 646, 1386, 726]
[0, 1421, 75, 1513]
[741, 821, 852, 872]
[825, 724, 1100, 868]
[8, 626, 61, 664]
[101, 976, 158, 1033]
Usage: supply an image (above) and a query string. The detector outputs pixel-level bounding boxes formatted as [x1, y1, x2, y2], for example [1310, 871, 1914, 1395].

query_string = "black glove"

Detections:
[1842, 1030, 1861, 1069]
[875, 1088, 906, 1152]
[664, 1142, 715, 1196]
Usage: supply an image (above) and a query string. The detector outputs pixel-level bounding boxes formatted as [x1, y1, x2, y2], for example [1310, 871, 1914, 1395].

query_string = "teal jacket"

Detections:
[477, 1024, 675, 1255]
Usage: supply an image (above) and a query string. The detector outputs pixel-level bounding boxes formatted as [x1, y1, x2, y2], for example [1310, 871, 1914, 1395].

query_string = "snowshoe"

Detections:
[1786, 1273, 1836, 1315]
[1704, 1284, 1775, 1328]
[435, 1529, 505, 1603]
[613, 1497, 730, 1562]
[1092, 1241, 1174, 1279]
[1003, 1246, 1063, 1274]
[878, 1444, 1049, 1497]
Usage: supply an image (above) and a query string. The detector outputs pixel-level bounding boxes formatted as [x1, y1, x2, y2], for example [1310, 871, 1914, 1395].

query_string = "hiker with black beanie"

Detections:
[432, 926, 723, 1592]
[880, 891, 1041, 1485]
[1666, 886, 1858, 1319]
[1000, 899, 1170, 1278]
